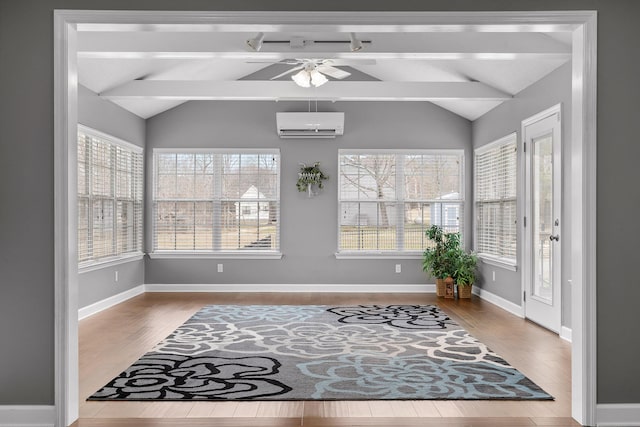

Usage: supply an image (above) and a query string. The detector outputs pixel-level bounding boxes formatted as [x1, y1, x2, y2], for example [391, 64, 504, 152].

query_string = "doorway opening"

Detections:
[54, 10, 597, 426]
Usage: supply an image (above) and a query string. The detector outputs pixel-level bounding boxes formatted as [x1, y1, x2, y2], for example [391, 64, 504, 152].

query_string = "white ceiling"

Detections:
[77, 25, 571, 121]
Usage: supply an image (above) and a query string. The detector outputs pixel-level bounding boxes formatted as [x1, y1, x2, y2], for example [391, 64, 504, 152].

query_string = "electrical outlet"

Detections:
[395, 264, 401, 273]
[492, 271, 496, 281]
[217, 264, 223, 273]
[115, 271, 119, 282]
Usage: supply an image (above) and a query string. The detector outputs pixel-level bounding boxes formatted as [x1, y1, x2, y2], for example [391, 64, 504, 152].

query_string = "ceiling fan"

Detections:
[258, 59, 376, 88]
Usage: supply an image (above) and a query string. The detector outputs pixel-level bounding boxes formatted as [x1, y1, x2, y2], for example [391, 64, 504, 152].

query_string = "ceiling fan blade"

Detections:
[317, 65, 351, 80]
[246, 60, 302, 65]
[323, 59, 377, 66]
[270, 65, 304, 80]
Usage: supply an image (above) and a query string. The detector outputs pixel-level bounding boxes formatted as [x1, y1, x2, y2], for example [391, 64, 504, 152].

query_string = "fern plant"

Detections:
[296, 162, 329, 192]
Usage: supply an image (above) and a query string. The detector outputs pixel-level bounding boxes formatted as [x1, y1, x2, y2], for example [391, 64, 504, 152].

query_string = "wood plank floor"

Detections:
[74, 292, 578, 427]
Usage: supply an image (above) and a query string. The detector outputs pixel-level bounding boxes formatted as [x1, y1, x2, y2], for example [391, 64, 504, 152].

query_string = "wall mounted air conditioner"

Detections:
[276, 112, 344, 139]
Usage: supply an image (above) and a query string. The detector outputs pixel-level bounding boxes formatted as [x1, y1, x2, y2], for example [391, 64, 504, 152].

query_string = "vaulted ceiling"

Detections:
[77, 21, 572, 121]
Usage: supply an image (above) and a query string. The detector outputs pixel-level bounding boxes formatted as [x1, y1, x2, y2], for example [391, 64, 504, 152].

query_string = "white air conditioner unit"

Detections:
[276, 112, 344, 139]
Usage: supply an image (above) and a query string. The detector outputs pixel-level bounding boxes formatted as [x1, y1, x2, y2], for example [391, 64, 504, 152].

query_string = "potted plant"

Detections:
[423, 225, 446, 296]
[297, 162, 328, 197]
[423, 225, 462, 297]
[454, 251, 478, 299]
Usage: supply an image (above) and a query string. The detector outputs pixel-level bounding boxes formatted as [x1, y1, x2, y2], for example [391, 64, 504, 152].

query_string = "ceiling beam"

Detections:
[74, 11, 583, 33]
[99, 80, 512, 102]
[78, 32, 570, 60]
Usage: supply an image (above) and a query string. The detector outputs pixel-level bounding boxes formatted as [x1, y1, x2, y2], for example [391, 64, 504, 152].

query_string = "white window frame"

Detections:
[336, 148, 465, 258]
[77, 125, 144, 271]
[150, 148, 281, 259]
[473, 132, 518, 271]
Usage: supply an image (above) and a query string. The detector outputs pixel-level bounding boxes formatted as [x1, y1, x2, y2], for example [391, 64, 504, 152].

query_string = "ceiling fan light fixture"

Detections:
[246, 32, 265, 52]
[292, 69, 311, 88]
[349, 33, 364, 52]
[310, 70, 328, 87]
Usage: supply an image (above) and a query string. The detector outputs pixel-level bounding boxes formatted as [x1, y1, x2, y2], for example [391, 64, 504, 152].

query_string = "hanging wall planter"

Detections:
[297, 162, 329, 197]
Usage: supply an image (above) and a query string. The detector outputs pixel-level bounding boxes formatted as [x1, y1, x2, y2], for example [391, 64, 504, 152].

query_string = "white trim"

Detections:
[54, 10, 597, 427]
[78, 285, 145, 320]
[474, 132, 517, 155]
[77, 124, 142, 153]
[69, 10, 595, 31]
[597, 404, 640, 427]
[0, 405, 55, 427]
[479, 255, 518, 271]
[78, 254, 143, 273]
[472, 286, 524, 318]
[335, 252, 422, 260]
[560, 326, 572, 343]
[145, 283, 435, 293]
[571, 13, 598, 427]
[153, 147, 279, 154]
[339, 148, 465, 155]
[521, 103, 562, 127]
[54, 11, 79, 427]
[148, 252, 283, 260]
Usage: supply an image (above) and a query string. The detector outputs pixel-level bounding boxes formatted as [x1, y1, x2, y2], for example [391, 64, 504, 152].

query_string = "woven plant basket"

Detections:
[457, 284, 473, 299]
[436, 278, 445, 297]
[444, 277, 455, 299]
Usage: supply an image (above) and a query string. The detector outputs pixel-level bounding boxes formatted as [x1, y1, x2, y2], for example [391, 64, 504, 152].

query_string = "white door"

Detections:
[522, 105, 562, 333]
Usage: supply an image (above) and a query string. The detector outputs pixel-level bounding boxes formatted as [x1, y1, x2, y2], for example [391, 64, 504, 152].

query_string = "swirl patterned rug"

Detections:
[89, 304, 552, 401]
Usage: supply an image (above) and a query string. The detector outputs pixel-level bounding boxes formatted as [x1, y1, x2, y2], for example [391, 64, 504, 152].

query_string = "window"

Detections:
[77, 126, 143, 267]
[338, 150, 464, 254]
[153, 149, 280, 255]
[474, 133, 517, 266]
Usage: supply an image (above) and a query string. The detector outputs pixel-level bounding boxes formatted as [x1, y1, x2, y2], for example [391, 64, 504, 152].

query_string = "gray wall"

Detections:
[77, 85, 146, 308]
[472, 62, 573, 328]
[145, 101, 471, 285]
[2, 0, 640, 409]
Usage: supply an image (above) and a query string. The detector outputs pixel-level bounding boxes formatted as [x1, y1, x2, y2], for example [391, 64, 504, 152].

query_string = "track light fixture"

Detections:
[246, 32, 265, 52]
[349, 33, 364, 52]
[247, 34, 370, 51]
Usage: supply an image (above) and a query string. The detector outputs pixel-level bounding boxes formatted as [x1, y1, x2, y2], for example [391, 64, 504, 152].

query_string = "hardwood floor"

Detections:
[74, 292, 578, 427]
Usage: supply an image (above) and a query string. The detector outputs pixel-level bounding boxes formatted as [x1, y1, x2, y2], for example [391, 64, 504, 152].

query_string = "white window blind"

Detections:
[153, 150, 280, 253]
[338, 150, 464, 253]
[78, 126, 143, 267]
[474, 133, 517, 264]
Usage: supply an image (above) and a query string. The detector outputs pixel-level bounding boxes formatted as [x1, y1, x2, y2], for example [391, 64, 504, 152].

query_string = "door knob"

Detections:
[549, 234, 560, 242]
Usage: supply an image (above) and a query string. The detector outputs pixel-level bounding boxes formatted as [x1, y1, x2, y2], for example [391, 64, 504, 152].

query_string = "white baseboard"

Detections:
[144, 283, 435, 293]
[76, 284, 436, 320]
[597, 403, 640, 426]
[0, 406, 55, 427]
[78, 283, 436, 319]
[78, 284, 145, 320]
[472, 286, 524, 318]
[560, 326, 572, 343]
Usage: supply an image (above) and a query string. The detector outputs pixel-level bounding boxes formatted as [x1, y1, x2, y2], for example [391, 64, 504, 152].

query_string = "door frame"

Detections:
[521, 104, 563, 333]
[54, 10, 598, 426]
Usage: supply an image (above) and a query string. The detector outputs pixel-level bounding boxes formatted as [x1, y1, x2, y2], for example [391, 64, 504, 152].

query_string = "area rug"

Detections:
[89, 304, 552, 401]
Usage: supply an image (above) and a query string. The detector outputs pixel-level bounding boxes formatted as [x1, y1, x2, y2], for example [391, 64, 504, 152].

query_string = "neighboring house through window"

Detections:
[474, 133, 518, 268]
[152, 149, 280, 255]
[338, 149, 464, 255]
[77, 125, 144, 268]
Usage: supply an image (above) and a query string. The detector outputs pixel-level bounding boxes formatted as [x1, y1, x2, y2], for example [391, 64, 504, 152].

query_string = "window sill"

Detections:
[79, 253, 144, 273]
[148, 251, 283, 260]
[479, 255, 518, 271]
[335, 252, 423, 260]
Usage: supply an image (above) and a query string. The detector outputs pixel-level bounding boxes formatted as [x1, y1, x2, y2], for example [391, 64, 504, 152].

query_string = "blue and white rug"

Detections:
[89, 304, 552, 401]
